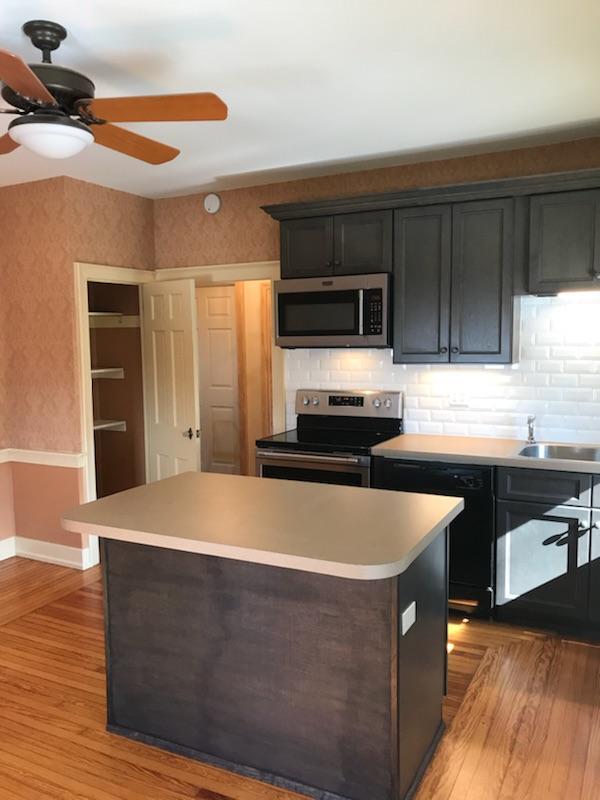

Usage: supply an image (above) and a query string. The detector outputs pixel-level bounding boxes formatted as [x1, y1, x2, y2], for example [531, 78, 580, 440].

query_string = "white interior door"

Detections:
[196, 286, 240, 474]
[142, 279, 200, 481]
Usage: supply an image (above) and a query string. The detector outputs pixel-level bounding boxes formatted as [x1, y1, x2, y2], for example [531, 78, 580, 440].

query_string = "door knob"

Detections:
[183, 427, 193, 439]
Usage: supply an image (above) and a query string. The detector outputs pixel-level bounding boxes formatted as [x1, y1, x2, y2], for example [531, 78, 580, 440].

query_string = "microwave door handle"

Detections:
[358, 289, 364, 335]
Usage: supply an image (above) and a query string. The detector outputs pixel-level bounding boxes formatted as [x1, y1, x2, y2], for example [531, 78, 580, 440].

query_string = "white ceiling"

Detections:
[1, 0, 600, 198]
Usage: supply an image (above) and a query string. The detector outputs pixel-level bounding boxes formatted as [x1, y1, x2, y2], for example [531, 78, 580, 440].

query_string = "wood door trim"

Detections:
[235, 283, 248, 476]
[260, 282, 273, 440]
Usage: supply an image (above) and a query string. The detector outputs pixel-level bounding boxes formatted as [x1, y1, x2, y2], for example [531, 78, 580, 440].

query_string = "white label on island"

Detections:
[401, 601, 417, 635]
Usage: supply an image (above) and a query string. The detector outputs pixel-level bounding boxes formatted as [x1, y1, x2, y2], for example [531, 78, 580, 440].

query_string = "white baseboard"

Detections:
[0, 537, 17, 560]
[0, 536, 98, 570]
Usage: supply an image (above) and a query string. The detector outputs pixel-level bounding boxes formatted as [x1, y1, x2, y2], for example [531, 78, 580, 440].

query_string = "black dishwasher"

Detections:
[372, 457, 495, 616]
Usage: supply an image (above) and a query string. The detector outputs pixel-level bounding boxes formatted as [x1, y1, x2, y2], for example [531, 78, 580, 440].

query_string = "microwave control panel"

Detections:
[364, 289, 383, 335]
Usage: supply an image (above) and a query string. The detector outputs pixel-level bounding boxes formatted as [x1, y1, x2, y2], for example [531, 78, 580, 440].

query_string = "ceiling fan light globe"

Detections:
[8, 119, 93, 158]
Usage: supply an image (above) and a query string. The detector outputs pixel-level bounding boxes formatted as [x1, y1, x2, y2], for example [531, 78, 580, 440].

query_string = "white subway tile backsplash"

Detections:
[284, 294, 600, 444]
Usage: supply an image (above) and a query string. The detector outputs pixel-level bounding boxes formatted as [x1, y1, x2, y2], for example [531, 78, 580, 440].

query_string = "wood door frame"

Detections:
[157, 261, 285, 444]
[74, 262, 154, 567]
[74, 260, 282, 567]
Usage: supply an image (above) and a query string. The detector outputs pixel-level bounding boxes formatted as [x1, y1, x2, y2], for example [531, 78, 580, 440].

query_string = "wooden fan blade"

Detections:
[87, 92, 228, 123]
[0, 132, 20, 154]
[0, 49, 56, 105]
[92, 123, 179, 164]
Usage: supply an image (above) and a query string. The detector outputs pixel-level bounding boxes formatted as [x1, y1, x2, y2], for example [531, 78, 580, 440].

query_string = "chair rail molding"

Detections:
[0, 449, 86, 467]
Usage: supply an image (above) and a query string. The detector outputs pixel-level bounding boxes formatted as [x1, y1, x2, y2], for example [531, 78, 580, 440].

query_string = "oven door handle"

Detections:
[257, 450, 366, 466]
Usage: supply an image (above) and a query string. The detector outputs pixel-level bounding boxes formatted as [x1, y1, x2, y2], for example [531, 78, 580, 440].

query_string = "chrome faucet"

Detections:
[527, 415, 536, 444]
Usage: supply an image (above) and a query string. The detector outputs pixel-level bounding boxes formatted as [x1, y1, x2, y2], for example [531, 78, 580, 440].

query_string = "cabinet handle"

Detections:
[593, 272, 600, 280]
[440, 346, 448, 354]
[451, 347, 459, 354]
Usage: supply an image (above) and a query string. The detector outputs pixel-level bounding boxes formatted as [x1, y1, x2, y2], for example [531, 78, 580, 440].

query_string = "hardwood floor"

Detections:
[0, 556, 101, 627]
[0, 556, 598, 800]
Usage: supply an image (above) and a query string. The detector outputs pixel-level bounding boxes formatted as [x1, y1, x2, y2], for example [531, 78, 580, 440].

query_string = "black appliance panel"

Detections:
[277, 289, 359, 337]
[372, 458, 494, 615]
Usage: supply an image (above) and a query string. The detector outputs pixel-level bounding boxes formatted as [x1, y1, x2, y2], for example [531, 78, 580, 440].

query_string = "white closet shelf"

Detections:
[93, 419, 127, 432]
[89, 313, 140, 329]
[91, 367, 125, 380]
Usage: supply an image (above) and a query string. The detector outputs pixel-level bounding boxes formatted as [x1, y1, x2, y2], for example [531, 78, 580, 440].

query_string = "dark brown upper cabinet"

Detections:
[279, 217, 334, 279]
[393, 198, 515, 364]
[529, 189, 600, 294]
[333, 211, 393, 275]
[450, 198, 514, 363]
[280, 210, 392, 279]
[393, 205, 451, 363]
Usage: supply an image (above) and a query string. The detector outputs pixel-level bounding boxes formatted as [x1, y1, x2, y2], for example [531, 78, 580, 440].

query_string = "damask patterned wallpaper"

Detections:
[0, 177, 153, 452]
[153, 135, 600, 268]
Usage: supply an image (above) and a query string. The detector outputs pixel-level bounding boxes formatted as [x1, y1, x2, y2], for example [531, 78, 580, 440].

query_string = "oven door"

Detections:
[256, 450, 371, 487]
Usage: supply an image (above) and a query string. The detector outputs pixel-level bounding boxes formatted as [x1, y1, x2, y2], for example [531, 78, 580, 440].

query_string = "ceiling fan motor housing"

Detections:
[1, 63, 95, 112]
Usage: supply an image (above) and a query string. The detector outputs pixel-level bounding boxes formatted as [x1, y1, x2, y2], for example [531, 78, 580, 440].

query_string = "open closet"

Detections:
[88, 282, 145, 498]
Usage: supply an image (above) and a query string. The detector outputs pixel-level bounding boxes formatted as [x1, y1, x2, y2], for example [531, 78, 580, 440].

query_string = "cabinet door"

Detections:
[280, 217, 334, 278]
[450, 198, 514, 363]
[332, 210, 393, 275]
[529, 190, 600, 294]
[590, 511, 600, 625]
[392, 205, 451, 363]
[591, 476, 600, 510]
[496, 501, 590, 625]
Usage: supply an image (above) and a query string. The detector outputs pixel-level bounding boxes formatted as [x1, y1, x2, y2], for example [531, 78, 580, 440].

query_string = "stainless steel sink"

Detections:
[518, 443, 600, 462]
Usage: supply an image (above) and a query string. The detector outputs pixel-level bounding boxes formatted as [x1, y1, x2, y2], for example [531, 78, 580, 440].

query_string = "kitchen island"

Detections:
[63, 471, 463, 800]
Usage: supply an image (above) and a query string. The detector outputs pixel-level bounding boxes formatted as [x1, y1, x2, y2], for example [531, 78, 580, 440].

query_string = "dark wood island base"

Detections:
[102, 529, 448, 800]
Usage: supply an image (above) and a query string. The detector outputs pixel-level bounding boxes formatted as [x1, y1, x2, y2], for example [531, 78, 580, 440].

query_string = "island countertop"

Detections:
[62, 471, 463, 580]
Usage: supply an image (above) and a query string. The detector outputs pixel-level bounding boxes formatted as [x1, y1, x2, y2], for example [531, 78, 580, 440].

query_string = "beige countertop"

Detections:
[62, 471, 463, 581]
[373, 433, 600, 474]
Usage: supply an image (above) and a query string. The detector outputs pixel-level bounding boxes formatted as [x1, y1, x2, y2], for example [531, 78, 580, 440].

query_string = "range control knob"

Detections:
[384, 398, 392, 409]
[302, 396, 310, 406]
[312, 396, 320, 406]
[373, 397, 382, 408]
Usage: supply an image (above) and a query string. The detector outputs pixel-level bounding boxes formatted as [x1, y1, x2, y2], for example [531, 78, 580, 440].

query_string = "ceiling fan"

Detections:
[0, 20, 228, 164]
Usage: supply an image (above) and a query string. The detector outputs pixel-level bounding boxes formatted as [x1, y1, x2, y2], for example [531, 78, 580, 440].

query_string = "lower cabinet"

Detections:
[496, 501, 591, 626]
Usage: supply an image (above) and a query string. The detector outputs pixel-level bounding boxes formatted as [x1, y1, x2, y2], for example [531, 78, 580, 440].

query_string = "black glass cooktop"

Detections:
[256, 416, 402, 456]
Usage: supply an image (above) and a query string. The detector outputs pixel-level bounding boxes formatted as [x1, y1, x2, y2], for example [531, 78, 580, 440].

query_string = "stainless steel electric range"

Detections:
[256, 389, 403, 487]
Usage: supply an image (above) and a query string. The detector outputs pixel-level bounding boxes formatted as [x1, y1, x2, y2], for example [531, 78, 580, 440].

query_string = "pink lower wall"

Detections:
[0, 464, 15, 540]
[10, 463, 83, 548]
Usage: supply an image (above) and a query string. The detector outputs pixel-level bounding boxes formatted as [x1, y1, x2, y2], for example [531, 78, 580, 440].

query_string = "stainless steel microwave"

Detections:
[274, 273, 390, 348]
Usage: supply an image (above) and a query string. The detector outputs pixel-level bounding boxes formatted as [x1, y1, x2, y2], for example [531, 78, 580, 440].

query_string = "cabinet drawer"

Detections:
[496, 468, 592, 507]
